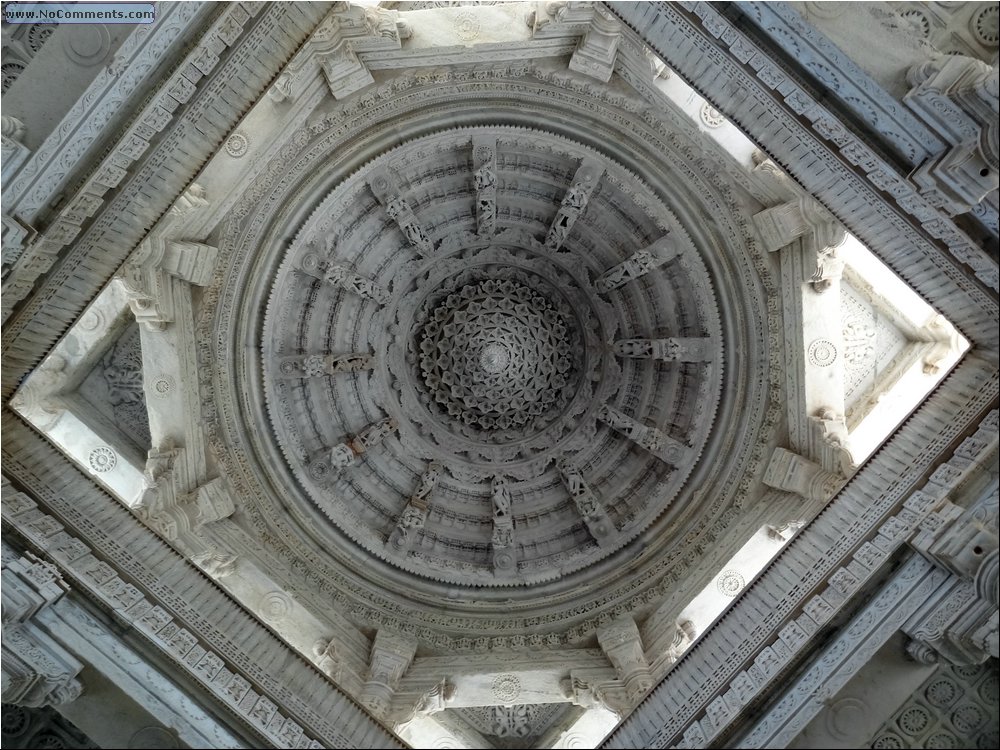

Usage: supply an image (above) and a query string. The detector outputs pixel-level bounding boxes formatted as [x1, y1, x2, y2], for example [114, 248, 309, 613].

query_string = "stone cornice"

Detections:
[1, 408, 403, 750]
[602, 359, 997, 748]
[1, 2, 332, 398]
[606, 2, 999, 339]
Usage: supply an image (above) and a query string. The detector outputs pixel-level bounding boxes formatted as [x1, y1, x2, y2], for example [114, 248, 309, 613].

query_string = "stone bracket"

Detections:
[545, 158, 604, 251]
[595, 236, 677, 294]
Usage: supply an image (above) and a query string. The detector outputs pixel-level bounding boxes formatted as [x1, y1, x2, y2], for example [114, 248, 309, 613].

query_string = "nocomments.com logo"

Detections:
[4, 3, 156, 24]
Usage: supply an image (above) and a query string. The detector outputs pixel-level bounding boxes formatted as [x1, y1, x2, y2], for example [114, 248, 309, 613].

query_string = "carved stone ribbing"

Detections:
[309, 418, 399, 481]
[597, 403, 690, 466]
[276, 352, 374, 378]
[557, 460, 616, 546]
[612, 337, 712, 362]
[594, 237, 678, 294]
[472, 136, 497, 237]
[545, 159, 604, 251]
[490, 475, 517, 575]
[321, 263, 391, 305]
[387, 462, 441, 552]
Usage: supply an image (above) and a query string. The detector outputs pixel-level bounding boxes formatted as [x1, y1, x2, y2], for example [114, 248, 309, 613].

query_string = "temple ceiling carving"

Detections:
[199, 48, 779, 647]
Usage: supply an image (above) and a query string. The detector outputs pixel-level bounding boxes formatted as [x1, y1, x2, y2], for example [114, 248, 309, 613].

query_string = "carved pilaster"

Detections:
[545, 158, 603, 251]
[762, 447, 843, 503]
[903, 460, 999, 665]
[472, 136, 498, 237]
[490, 475, 517, 575]
[276, 352, 374, 378]
[594, 237, 678, 294]
[596, 617, 652, 704]
[388, 462, 441, 552]
[557, 459, 616, 546]
[753, 196, 845, 258]
[597, 403, 690, 466]
[905, 55, 999, 215]
[312, 636, 346, 682]
[360, 630, 417, 719]
[1, 553, 84, 708]
[612, 337, 712, 362]
[118, 234, 219, 331]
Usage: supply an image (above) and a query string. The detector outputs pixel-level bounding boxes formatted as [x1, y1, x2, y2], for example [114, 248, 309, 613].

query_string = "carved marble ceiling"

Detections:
[4, 2, 992, 748]
[201, 55, 774, 645]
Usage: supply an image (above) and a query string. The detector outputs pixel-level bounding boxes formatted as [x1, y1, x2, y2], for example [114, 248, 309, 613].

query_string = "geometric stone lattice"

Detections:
[868, 660, 999, 749]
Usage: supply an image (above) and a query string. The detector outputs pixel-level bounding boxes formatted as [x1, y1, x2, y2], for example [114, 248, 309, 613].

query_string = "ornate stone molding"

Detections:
[0, 446, 403, 749]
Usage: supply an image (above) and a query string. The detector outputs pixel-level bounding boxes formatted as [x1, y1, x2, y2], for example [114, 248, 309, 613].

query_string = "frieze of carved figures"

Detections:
[276, 352, 374, 378]
[595, 236, 678, 293]
[612, 337, 712, 362]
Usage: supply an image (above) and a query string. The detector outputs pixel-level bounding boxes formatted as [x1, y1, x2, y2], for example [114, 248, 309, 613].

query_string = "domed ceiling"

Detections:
[197, 15, 778, 649]
[258, 130, 722, 587]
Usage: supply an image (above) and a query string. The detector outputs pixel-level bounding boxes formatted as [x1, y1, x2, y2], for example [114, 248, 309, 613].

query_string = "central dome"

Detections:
[414, 272, 581, 440]
[256, 127, 724, 588]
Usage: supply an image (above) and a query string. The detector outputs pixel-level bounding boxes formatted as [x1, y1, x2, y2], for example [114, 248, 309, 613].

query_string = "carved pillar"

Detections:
[276, 352, 374, 378]
[360, 630, 418, 719]
[612, 337, 712, 362]
[1, 553, 84, 708]
[472, 136, 498, 237]
[388, 462, 441, 552]
[594, 237, 678, 294]
[905, 55, 999, 216]
[545, 159, 603, 251]
[490, 475, 517, 575]
[762, 447, 843, 503]
[557, 460, 616, 546]
[903, 469, 999, 665]
[597, 403, 690, 466]
[370, 171, 434, 257]
[596, 617, 652, 704]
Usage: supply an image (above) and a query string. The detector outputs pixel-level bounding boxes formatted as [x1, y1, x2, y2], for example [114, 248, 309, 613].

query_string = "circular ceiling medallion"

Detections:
[258, 128, 722, 588]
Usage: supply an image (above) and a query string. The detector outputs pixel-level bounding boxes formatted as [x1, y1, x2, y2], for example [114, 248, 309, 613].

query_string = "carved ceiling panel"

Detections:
[197, 41, 779, 648]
